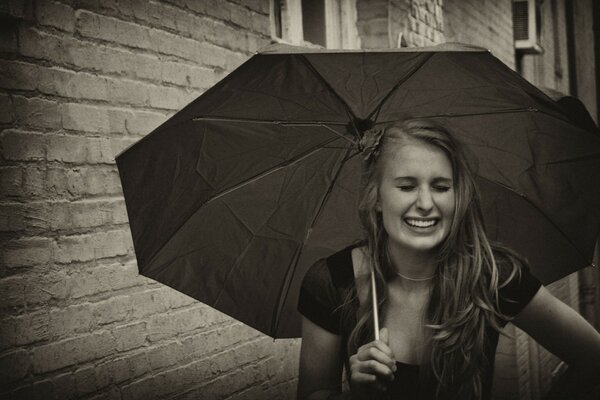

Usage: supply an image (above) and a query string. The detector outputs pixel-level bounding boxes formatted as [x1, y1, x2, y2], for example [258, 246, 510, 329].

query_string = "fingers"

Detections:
[351, 371, 389, 392]
[356, 359, 395, 382]
[356, 345, 396, 373]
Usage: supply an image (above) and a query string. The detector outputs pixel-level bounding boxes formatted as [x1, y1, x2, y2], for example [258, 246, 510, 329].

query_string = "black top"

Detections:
[297, 244, 542, 400]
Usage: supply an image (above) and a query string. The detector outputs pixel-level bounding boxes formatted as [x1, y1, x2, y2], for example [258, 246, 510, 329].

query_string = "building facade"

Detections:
[0, 0, 597, 399]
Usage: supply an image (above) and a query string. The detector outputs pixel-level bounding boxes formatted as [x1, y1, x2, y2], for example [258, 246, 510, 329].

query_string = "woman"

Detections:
[297, 119, 600, 399]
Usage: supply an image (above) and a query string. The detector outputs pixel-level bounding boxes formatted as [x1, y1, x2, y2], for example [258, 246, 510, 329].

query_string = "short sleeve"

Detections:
[297, 258, 343, 335]
[498, 259, 542, 320]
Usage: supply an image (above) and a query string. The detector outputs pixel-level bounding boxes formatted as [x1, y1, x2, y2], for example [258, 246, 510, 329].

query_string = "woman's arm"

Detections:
[297, 316, 347, 400]
[512, 285, 600, 399]
[298, 316, 396, 400]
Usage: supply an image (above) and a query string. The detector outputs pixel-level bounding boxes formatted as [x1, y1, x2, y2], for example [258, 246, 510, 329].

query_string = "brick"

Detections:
[0, 20, 18, 53]
[113, 321, 147, 351]
[181, 323, 259, 360]
[74, 365, 99, 396]
[45, 134, 137, 164]
[123, 109, 168, 136]
[0, 130, 47, 161]
[53, 229, 132, 264]
[13, 96, 61, 130]
[0, 93, 13, 123]
[0, 198, 128, 233]
[36, 0, 75, 32]
[94, 356, 131, 387]
[145, 304, 228, 342]
[61, 102, 167, 135]
[31, 330, 116, 373]
[6, 379, 55, 400]
[91, 288, 169, 326]
[52, 371, 76, 399]
[75, 10, 246, 69]
[0, 349, 31, 385]
[1, 237, 54, 268]
[147, 341, 183, 370]
[60, 102, 114, 134]
[0, 312, 50, 350]
[65, 260, 141, 299]
[48, 303, 97, 340]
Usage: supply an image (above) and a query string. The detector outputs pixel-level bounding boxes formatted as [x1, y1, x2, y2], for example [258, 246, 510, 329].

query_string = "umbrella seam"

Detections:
[476, 175, 592, 273]
[271, 144, 355, 335]
[145, 132, 346, 270]
[366, 53, 435, 122]
[298, 54, 358, 132]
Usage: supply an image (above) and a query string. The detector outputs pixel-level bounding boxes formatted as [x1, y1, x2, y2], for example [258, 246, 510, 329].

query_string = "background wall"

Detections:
[0, 1, 298, 399]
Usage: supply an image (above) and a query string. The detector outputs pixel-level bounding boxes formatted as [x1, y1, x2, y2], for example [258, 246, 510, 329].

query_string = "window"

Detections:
[270, 0, 360, 49]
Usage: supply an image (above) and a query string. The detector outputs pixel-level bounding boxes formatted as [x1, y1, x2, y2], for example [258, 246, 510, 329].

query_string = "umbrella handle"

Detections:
[371, 265, 380, 341]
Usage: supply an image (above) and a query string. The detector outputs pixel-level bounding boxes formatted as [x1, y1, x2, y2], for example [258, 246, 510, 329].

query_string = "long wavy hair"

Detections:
[344, 119, 523, 399]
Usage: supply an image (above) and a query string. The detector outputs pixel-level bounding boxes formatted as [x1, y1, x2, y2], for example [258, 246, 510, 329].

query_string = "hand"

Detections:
[348, 327, 397, 399]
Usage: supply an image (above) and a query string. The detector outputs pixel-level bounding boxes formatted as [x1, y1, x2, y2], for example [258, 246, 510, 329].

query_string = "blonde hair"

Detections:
[344, 119, 522, 399]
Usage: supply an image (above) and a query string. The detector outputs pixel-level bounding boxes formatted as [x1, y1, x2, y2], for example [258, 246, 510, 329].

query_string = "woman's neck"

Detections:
[386, 240, 437, 288]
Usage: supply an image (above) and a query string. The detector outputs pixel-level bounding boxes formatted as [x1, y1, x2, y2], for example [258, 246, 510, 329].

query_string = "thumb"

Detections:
[379, 327, 389, 344]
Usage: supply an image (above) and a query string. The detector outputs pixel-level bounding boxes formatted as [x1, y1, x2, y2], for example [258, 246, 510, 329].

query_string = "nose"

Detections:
[416, 187, 434, 212]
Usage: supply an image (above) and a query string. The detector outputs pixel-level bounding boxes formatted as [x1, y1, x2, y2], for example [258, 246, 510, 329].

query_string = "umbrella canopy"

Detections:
[116, 43, 600, 338]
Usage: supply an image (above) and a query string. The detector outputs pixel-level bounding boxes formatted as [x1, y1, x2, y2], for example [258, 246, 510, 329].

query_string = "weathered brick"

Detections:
[13, 96, 61, 130]
[53, 229, 132, 264]
[0, 129, 47, 161]
[31, 330, 116, 373]
[48, 303, 96, 340]
[0, 20, 18, 53]
[0, 312, 50, 350]
[147, 341, 183, 370]
[5, 378, 55, 400]
[0, 93, 13, 123]
[1, 236, 54, 268]
[35, 0, 75, 32]
[0, 198, 128, 233]
[0, 349, 31, 385]
[113, 321, 146, 351]
[91, 288, 169, 326]
[46, 134, 137, 164]
[146, 305, 210, 342]
[65, 260, 141, 299]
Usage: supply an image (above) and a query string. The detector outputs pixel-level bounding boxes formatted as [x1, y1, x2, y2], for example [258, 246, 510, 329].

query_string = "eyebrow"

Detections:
[393, 176, 453, 183]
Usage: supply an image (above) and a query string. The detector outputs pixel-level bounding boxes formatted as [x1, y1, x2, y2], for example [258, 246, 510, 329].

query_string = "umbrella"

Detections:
[116, 43, 600, 338]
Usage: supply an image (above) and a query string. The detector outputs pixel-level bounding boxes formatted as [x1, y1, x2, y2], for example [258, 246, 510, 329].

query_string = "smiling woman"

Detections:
[296, 119, 600, 400]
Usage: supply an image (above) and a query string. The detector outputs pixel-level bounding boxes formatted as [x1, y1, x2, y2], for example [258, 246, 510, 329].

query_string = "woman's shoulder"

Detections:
[491, 244, 542, 317]
[305, 244, 361, 290]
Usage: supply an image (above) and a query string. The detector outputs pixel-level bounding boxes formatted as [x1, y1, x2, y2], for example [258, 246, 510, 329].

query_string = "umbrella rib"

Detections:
[201, 136, 349, 209]
[366, 53, 435, 122]
[476, 175, 592, 267]
[192, 116, 349, 125]
[298, 54, 359, 130]
[374, 107, 582, 126]
[271, 145, 355, 335]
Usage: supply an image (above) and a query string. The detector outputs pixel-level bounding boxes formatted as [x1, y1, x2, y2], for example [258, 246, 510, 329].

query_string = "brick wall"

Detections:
[443, 0, 515, 69]
[0, 1, 300, 399]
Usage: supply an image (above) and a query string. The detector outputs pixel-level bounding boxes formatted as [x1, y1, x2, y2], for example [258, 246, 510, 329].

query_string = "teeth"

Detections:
[406, 219, 436, 228]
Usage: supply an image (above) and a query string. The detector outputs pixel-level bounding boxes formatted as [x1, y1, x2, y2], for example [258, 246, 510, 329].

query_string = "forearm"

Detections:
[543, 367, 600, 400]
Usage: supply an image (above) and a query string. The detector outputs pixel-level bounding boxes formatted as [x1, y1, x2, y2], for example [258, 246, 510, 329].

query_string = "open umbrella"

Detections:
[116, 43, 600, 338]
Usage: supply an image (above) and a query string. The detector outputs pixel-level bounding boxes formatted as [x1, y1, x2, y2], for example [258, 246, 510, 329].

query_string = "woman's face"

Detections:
[377, 138, 455, 254]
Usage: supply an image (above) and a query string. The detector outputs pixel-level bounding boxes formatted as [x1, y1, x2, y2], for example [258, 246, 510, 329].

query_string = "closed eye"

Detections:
[398, 185, 416, 192]
[433, 185, 451, 192]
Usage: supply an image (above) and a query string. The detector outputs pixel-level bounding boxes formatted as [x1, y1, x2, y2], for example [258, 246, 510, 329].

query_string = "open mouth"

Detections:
[404, 218, 438, 228]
